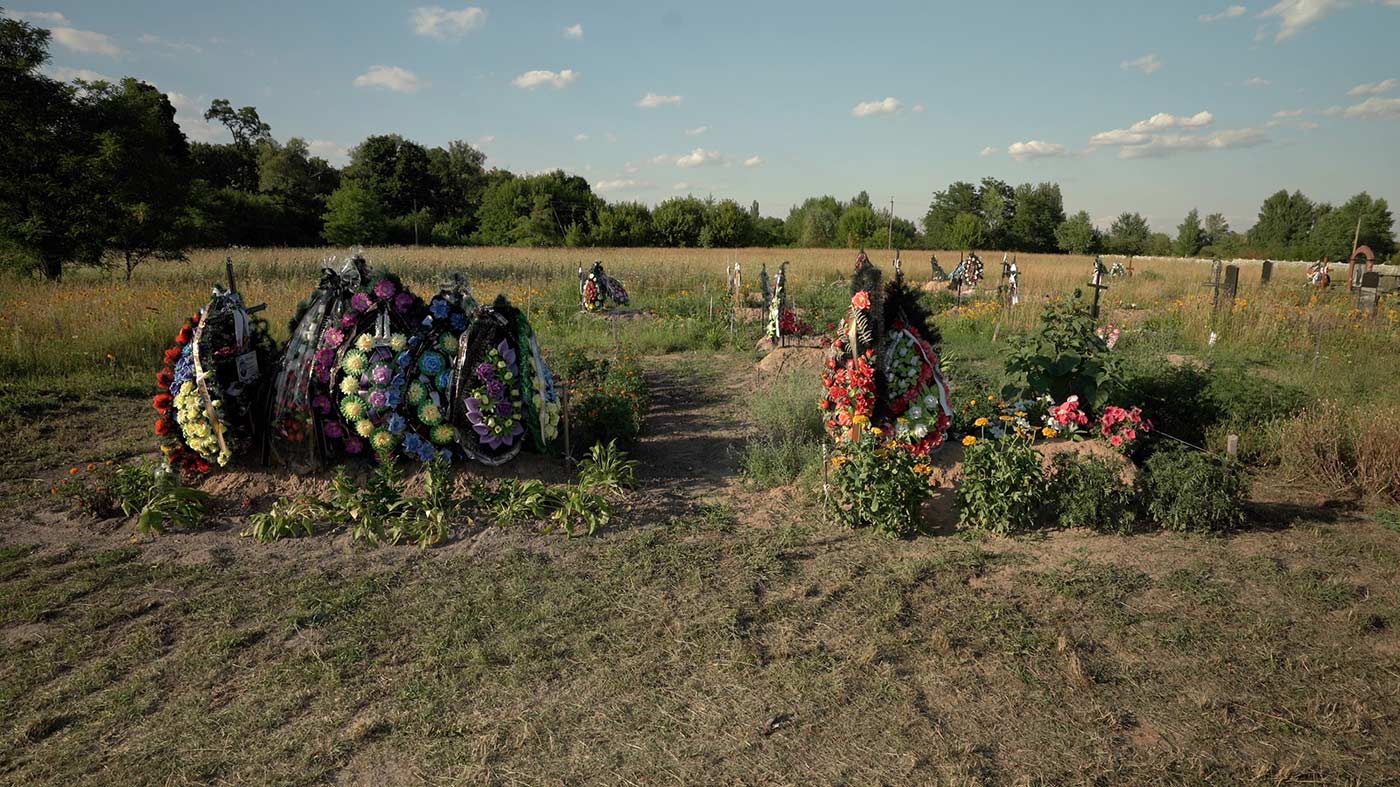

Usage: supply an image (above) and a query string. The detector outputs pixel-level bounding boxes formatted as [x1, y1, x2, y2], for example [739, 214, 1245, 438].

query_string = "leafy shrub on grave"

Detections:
[1003, 292, 1120, 409]
[1137, 449, 1246, 534]
[1115, 359, 1215, 449]
[1046, 452, 1139, 534]
[829, 432, 932, 538]
[552, 352, 649, 452]
[1206, 370, 1311, 430]
[956, 438, 1048, 535]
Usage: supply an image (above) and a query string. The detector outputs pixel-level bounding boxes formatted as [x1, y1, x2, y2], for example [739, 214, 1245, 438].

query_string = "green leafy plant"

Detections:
[829, 434, 930, 538]
[1003, 292, 1120, 408]
[550, 483, 611, 536]
[578, 440, 638, 496]
[562, 354, 649, 452]
[956, 438, 1048, 535]
[1138, 449, 1246, 534]
[242, 497, 328, 543]
[135, 473, 212, 535]
[1046, 452, 1139, 533]
[484, 479, 557, 525]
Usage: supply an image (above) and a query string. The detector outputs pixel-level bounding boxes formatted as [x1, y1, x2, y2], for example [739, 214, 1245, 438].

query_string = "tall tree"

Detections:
[1248, 189, 1317, 257]
[1175, 208, 1204, 257]
[591, 201, 654, 246]
[978, 177, 1015, 249]
[652, 196, 708, 247]
[700, 199, 753, 247]
[203, 99, 270, 191]
[836, 204, 880, 248]
[0, 17, 106, 279]
[947, 212, 986, 251]
[1055, 211, 1100, 254]
[84, 79, 193, 278]
[1308, 192, 1396, 260]
[257, 137, 339, 245]
[921, 181, 979, 248]
[1010, 182, 1066, 252]
[1203, 213, 1230, 247]
[1107, 212, 1151, 256]
[785, 195, 841, 246]
[322, 181, 388, 245]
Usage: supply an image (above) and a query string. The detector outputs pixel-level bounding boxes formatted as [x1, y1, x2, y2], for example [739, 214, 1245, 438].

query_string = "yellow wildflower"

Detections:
[1042, 426, 1058, 438]
[912, 463, 931, 476]
[852, 414, 870, 426]
[962, 435, 977, 446]
[1014, 411, 1026, 417]
[974, 417, 989, 427]
[871, 426, 884, 436]
[830, 455, 847, 467]
[998, 415, 1013, 422]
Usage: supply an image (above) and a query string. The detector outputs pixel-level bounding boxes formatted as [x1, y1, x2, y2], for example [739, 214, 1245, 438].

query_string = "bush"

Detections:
[1138, 449, 1246, 533]
[1004, 292, 1120, 408]
[830, 436, 930, 538]
[1115, 358, 1214, 448]
[956, 438, 1048, 534]
[1046, 453, 1139, 533]
[556, 353, 649, 453]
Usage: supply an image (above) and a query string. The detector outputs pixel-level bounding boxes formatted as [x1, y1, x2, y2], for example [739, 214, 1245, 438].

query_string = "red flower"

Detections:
[163, 347, 182, 365]
[153, 392, 173, 413]
[156, 368, 174, 388]
[155, 417, 172, 435]
[193, 458, 211, 474]
[176, 326, 193, 345]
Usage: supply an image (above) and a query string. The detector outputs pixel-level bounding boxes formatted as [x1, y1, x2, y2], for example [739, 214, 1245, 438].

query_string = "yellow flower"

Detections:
[1042, 426, 1058, 438]
[998, 415, 1013, 421]
[912, 463, 931, 476]
[830, 455, 847, 467]
[974, 417, 989, 427]
[969, 399, 977, 406]
[871, 426, 884, 436]
[962, 435, 977, 446]
[1014, 411, 1027, 417]
[852, 414, 870, 426]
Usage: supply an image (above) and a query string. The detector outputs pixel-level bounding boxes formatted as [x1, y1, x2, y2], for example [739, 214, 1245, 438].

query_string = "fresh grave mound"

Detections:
[161, 255, 562, 476]
[755, 345, 827, 382]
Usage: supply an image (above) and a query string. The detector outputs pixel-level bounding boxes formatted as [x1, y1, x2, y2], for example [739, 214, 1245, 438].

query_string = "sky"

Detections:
[7, 0, 1400, 234]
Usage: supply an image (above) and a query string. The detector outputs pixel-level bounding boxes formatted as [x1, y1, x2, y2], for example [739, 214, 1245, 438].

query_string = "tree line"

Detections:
[1, 15, 1394, 281]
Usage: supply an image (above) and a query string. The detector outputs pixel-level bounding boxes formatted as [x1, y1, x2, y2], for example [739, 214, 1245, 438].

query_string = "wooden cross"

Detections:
[1088, 256, 1109, 319]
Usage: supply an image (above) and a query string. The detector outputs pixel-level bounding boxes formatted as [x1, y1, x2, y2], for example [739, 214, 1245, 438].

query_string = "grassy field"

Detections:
[2, 247, 1399, 783]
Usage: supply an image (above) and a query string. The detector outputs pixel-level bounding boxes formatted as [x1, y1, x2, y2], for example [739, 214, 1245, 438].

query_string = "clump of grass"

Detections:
[1264, 401, 1400, 504]
[741, 370, 825, 488]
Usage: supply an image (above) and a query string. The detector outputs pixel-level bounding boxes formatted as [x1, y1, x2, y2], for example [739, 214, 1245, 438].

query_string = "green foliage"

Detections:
[1003, 292, 1119, 408]
[956, 438, 1048, 534]
[483, 479, 556, 525]
[1055, 210, 1100, 254]
[742, 370, 826, 488]
[1046, 453, 1138, 533]
[55, 460, 208, 534]
[835, 205, 880, 248]
[321, 181, 389, 245]
[550, 483, 611, 537]
[135, 474, 212, 535]
[591, 201, 655, 246]
[1106, 212, 1151, 256]
[242, 497, 327, 542]
[563, 354, 649, 452]
[1138, 450, 1246, 534]
[1310, 192, 1396, 260]
[652, 196, 708, 247]
[577, 440, 638, 497]
[947, 212, 986, 251]
[1009, 182, 1066, 252]
[699, 199, 753, 248]
[1175, 208, 1204, 257]
[830, 438, 929, 538]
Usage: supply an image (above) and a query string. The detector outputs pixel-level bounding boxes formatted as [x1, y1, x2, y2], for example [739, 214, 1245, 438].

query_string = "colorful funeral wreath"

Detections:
[582, 261, 629, 312]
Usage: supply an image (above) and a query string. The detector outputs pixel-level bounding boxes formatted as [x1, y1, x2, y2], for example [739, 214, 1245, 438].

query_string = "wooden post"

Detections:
[1226, 434, 1239, 458]
[560, 379, 571, 464]
[1088, 257, 1109, 319]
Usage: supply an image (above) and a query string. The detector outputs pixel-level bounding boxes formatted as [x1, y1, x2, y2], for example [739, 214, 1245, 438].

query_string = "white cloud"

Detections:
[1244, 76, 1271, 86]
[43, 65, 113, 83]
[1348, 78, 1396, 96]
[307, 140, 350, 166]
[743, 155, 763, 168]
[139, 33, 202, 53]
[6, 10, 69, 24]
[685, 125, 709, 136]
[353, 65, 428, 93]
[165, 92, 226, 143]
[672, 182, 690, 191]
[1199, 5, 1248, 21]
[564, 23, 583, 39]
[1266, 108, 1319, 127]
[513, 69, 579, 89]
[574, 133, 589, 142]
[623, 161, 640, 174]
[477, 135, 496, 144]
[50, 26, 123, 56]
[979, 146, 996, 157]
[675, 147, 723, 168]
[1271, 108, 1307, 118]
[637, 92, 682, 108]
[411, 5, 485, 39]
[595, 178, 650, 193]
[1335, 96, 1400, 118]
[650, 154, 675, 165]
[605, 132, 619, 143]
[1121, 53, 1162, 74]
[1259, 0, 1345, 42]
[912, 103, 926, 113]
[1090, 110, 1265, 157]
[851, 96, 900, 117]
[1007, 140, 1070, 161]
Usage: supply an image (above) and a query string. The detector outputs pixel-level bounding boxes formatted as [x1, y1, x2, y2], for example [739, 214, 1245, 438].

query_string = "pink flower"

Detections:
[1110, 435, 1123, 447]
[851, 291, 871, 310]
[374, 279, 396, 300]
[1125, 429, 1137, 440]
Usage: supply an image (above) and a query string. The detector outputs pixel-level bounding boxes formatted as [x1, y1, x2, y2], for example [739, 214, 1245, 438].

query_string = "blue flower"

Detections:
[403, 433, 423, 454]
[437, 371, 450, 390]
[450, 313, 467, 331]
[419, 351, 445, 375]
[386, 389, 402, 408]
[430, 298, 450, 320]
[387, 414, 406, 434]
[397, 351, 412, 368]
[416, 442, 436, 462]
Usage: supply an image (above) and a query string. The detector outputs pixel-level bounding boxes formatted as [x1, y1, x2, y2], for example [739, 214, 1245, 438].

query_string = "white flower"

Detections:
[909, 405, 924, 419]
[913, 424, 929, 439]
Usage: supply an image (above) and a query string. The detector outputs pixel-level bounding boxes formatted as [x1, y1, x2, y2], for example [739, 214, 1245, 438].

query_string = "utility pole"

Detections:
[887, 197, 894, 249]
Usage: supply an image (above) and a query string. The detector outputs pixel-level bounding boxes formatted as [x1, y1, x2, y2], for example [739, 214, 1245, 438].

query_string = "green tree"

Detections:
[1308, 192, 1396, 260]
[1147, 233, 1173, 256]
[1009, 182, 1066, 252]
[83, 79, 193, 279]
[426, 140, 488, 240]
[1106, 212, 1151, 256]
[202, 99, 270, 191]
[257, 137, 339, 245]
[1203, 213, 1230, 247]
[345, 134, 438, 237]
[750, 216, 788, 247]
[947, 212, 986, 251]
[785, 195, 841, 246]
[978, 177, 1015, 249]
[1248, 189, 1317, 257]
[591, 201, 654, 246]
[321, 181, 388, 245]
[0, 17, 108, 279]
[700, 198, 752, 247]
[836, 204, 880, 247]
[1175, 208, 1204, 257]
[652, 196, 707, 247]
[922, 181, 979, 247]
[866, 211, 919, 249]
[1055, 211, 1100, 254]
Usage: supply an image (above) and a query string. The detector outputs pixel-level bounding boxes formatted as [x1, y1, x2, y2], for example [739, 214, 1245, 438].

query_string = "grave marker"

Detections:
[1261, 259, 1273, 285]
[1088, 256, 1109, 319]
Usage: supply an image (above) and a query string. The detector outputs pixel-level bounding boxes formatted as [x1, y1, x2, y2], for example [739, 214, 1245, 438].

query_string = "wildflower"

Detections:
[962, 435, 977, 446]
[912, 463, 931, 476]
[1042, 426, 1057, 438]
[974, 417, 989, 427]
[831, 455, 847, 467]
[69, 466, 79, 475]
[871, 426, 884, 436]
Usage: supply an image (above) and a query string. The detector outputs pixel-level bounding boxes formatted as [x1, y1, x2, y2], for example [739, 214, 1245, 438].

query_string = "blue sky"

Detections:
[8, 0, 1400, 233]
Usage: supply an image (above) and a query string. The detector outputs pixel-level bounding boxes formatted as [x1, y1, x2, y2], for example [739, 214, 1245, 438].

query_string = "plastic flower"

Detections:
[851, 290, 871, 310]
[430, 298, 450, 320]
[431, 424, 455, 445]
[450, 313, 468, 331]
[355, 333, 374, 352]
[852, 414, 870, 426]
[324, 421, 344, 439]
[343, 436, 364, 454]
[321, 327, 345, 348]
[962, 435, 977, 446]
[339, 376, 360, 395]
[408, 381, 428, 404]
[419, 402, 442, 425]
[419, 352, 445, 376]
[350, 292, 372, 312]
[340, 395, 367, 421]
[389, 334, 408, 352]
[394, 292, 416, 313]
[440, 333, 459, 354]
[374, 279, 397, 300]
[370, 429, 396, 454]
[341, 349, 368, 375]
[355, 418, 374, 438]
